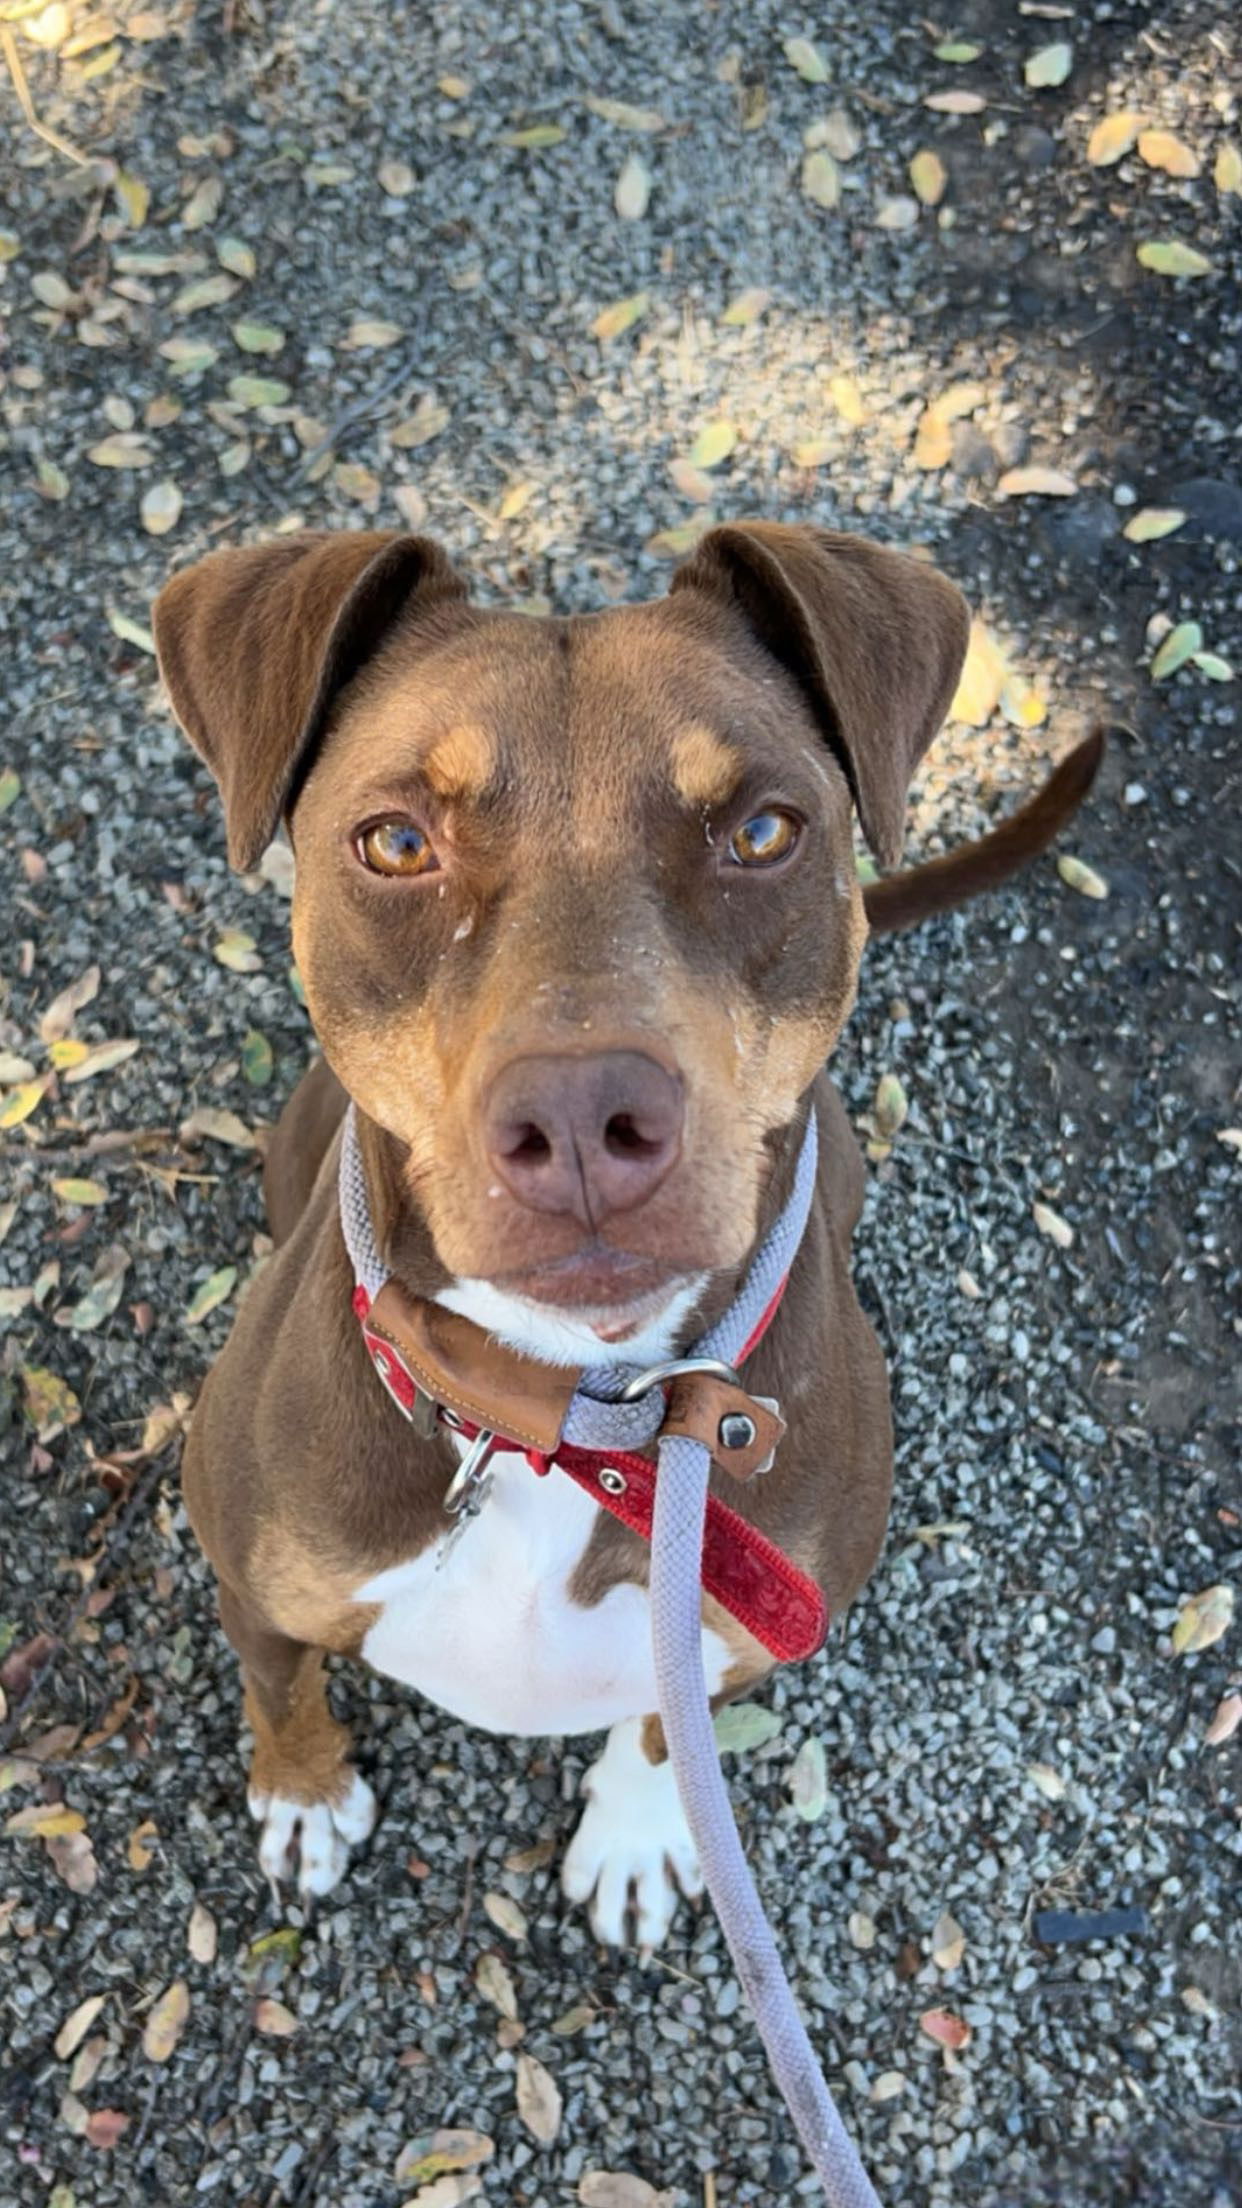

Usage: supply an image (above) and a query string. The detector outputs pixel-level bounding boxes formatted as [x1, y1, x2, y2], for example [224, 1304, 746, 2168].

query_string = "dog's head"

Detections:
[154, 525, 966, 1334]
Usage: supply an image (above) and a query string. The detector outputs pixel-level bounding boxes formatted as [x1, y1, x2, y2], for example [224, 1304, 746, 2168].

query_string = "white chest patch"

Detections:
[355, 1449, 730, 1737]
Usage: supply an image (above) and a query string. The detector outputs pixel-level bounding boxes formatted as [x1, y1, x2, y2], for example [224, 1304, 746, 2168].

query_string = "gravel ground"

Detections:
[1, 3, 1239, 2204]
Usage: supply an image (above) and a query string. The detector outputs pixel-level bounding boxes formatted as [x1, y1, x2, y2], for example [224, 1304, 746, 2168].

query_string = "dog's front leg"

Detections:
[562, 1714, 705, 1947]
[218, 1585, 377, 1898]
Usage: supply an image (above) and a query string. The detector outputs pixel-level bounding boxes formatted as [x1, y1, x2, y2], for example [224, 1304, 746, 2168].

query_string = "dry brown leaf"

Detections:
[1171, 1585, 1234, 1656]
[950, 619, 1009, 726]
[801, 150, 841, 210]
[128, 1818, 158, 1871]
[141, 480, 183, 536]
[39, 965, 101, 1043]
[1033, 1201, 1074, 1249]
[1204, 1692, 1242, 1747]
[909, 150, 947, 206]
[46, 1829, 98, 1893]
[614, 155, 651, 219]
[920, 2007, 971, 2049]
[827, 373, 867, 426]
[924, 89, 985, 114]
[253, 1997, 298, 2036]
[84, 2108, 129, 2149]
[1215, 141, 1242, 194]
[1027, 1761, 1067, 1801]
[474, 1951, 519, 2020]
[579, 2177, 677, 2206]
[668, 457, 715, 503]
[180, 1106, 256, 1150]
[143, 1979, 190, 2063]
[187, 1900, 218, 1963]
[515, 2052, 562, 2144]
[482, 1891, 528, 1942]
[54, 1995, 107, 2060]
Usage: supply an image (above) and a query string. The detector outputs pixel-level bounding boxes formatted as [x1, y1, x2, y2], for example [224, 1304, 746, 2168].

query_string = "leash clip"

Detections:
[442, 1424, 499, 1517]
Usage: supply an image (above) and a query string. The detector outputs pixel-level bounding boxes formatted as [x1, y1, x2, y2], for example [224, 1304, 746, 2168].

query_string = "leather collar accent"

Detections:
[352, 1276, 828, 1665]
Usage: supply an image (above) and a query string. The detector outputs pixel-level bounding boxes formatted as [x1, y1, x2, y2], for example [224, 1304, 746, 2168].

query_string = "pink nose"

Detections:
[483, 1051, 683, 1225]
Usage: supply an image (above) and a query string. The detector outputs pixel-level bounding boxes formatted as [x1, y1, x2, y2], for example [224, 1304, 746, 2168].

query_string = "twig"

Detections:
[288, 354, 417, 484]
[0, 1448, 172, 1751]
[448, 1836, 480, 1953]
[131, 2066, 162, 2161]
[703, 2175, 718, 2208]
[1, 25, 92, 167]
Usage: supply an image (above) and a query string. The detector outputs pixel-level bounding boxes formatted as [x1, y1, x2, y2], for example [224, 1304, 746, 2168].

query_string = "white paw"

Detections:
[562, 1717, 703, 1947]
[247, 1770, 377, 1897]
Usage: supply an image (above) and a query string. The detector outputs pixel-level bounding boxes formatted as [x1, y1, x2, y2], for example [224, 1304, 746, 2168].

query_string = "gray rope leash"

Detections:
[339, 1104, 881, 2204]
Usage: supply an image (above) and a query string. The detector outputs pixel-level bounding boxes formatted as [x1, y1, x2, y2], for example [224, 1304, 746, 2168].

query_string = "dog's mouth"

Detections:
[493, 1248, 693, 1332]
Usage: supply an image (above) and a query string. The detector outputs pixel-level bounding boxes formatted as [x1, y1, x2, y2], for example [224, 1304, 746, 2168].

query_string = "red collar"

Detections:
[353, 1281, 828, 1665]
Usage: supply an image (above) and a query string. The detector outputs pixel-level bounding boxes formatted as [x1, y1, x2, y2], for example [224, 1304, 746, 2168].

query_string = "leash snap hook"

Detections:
[442, 1427, 499, 1517]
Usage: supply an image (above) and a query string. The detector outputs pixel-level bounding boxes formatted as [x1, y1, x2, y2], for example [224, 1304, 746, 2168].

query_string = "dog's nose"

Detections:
[483, 1051, 683, 1224]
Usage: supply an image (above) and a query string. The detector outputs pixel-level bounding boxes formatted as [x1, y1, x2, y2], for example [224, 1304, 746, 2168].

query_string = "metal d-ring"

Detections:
[618, 1355, 742, 1403]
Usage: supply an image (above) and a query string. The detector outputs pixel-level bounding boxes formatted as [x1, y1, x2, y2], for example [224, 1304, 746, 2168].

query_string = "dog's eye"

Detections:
[728, 809, 800, 867]
[356, 819, 440, 877]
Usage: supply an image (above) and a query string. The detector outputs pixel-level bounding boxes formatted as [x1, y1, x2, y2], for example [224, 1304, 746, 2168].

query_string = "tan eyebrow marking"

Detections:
[421, 722, 495, 799]
[670, 723, 744, 808]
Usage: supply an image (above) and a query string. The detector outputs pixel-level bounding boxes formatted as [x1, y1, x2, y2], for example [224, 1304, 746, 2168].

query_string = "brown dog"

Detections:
[154, 524, 1101, 1939]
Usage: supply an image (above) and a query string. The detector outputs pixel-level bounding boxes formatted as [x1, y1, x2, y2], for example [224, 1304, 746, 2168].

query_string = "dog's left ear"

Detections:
[670, 522, 970, 868]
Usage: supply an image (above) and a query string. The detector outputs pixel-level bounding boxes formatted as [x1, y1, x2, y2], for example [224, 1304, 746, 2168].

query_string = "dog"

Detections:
[153, 522, 1102, 1942]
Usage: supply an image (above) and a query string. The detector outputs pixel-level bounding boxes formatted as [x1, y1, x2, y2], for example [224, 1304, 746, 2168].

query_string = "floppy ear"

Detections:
[152, 530, 468, 870]
[670, 522, 969, 868]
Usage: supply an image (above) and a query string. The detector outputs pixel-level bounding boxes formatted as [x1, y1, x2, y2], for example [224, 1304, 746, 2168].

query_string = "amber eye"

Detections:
[356, 819, 440, 877]
[728, 809, 801, 867]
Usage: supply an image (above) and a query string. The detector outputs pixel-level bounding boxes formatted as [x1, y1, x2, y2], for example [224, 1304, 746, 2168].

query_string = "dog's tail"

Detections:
[862, 724, 1109, 936]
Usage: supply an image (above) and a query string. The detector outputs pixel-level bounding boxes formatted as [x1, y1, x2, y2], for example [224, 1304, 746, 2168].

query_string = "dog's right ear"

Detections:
[152, 531, 468, 870]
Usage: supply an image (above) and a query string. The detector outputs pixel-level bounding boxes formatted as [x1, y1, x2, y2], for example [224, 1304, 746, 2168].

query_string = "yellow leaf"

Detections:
[720, 287, 770, 327]
[1024, 42, 1072, 88]
[1150, 620, 1203, 680]
[0, 1076, 52, 1128]
[1057, 853, 1109, 900]
[390, 396, 451, 446]
[791, 438, 834, 469]
[1123, 507, 1187, 543]
[500, 125, 566, 150]
[950, 619, 1009, 726]
[1136, 240, 1213, 279]
[909, 150, 947, 206]
[6, 1802, 86, 1838]
[646, 515, 714, 557]
[140, 480, 183, 536]
[996, 465, 1078, 497]
[827, 373, 867, 426]
[591, 291, 649, 340]
[128, 1819, 158, 1871]
[21, 1365, 81, 1439]
[142, 1980, 190, 2063]
[801, 150, 841, 209]
[497, 480, 535, 521]
[1137, 129, 1200, 179]
[341, 319, 404, 350]
[438, 74, 470, 99]
[1214, 141, 1242, 194]
[51, 1178, 108, 1207]
[686, 419, 736, 469]
[1171, 1584, 1234, 1656]
[783, 35, 829, 83]
[113, 172, 150, 228]
[1086, 111, 1145, 167]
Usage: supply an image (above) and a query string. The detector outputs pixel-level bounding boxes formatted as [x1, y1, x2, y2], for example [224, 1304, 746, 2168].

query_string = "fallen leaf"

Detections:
[645, 515, 714, 557]
[241, 1029, 274, 1086]
[720, 287, 770, 327]
[801, 150, 841, 210]
[40, 965, 101, 1042]
[0, 767, 22, 814]
[1, 1076, 54, 1129]
[55, 1245, 129, 1333]
[106, 610, 156, 655]
[935, 39, 982, 62]
[686, 419, 736, 469]
[253, 1997, 298, 2036]
[827, 373, 867, 425]
[713, 1702, 782, 1752]
[171, 272, 238, 316]
[127, 1819, 158, 1872]
[1215, 142, 1242, 194]
[924, 89, 985, 115]
[920, 2007, 971, 2049]
[876, 195, 920, 232]
[342, 318, 404, 350]
[1191, 650, 1233, 681]
[55, 1995, 107, 2061]
[390, 395, 451, 447]
[585, 96, 665, 133]
[47, 1829, 98, 1893]
[228, 375, 291, 410]
[1033, 1200, 1074, 1248]
[870, 2071, 908, 2102]
[552, 2002, 596, 2035]
[1150, 620, 1203, 680]
[500, 125, 567, 150]
[1137, 129, 1200, 179]
[184, 1267, 238, 1326]
[6, 1803, 87, 1838]
[1171, 1585, 1234, 1657]
[1057, 853, 1108, 900]
[783, 35, 829, 83]
[516, 2052, 562, 2145]
[1204, 1692, 1242, 1747]
[1123, 507, 1186, 543]
[816, 108, 862, 161]
[1136, 240, 1213, 279]
[614, 154, 652, 219]
[395, 2130, 496, 2185]
[788, 1735, 828, 1821]
[498, 480, 536, 522]
[1086, 111, 1145, 167]
[909, 150, 947, 206]
[1024, 42, 1072, 88]
[141, 481, 183, 536]
[932, 1912, 966, 1971]
[474, 1951, 518, 2020]
[214, 927, 262, 973]
[791, 438, 834, 469]
[84, 2109, 129, 2150]
[668, 457, 715, 503]
[143, 1980, 190, 2063]
[188, 1901, 218, 1963]
[1027, 1761, 1067, 1800]
[996, 465, 1078, 498]
[52, 1178, 109, 1211]
[88, 432, 155, 471]
[873, 1073, 908, 1139]
[848, 1909, 877, 1951]
[404, 2179, 485, 2207]
[180, 1105, 256, 1149]
[232, 319, 285, 355]
[160, 336, 219, 377]
[482, 1892, 528, 1942]
[579, 2178, 674, 2207]
[216, 237, 255, 279]
[182, 175, 224, 230]
[591, 292, 649, 340]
